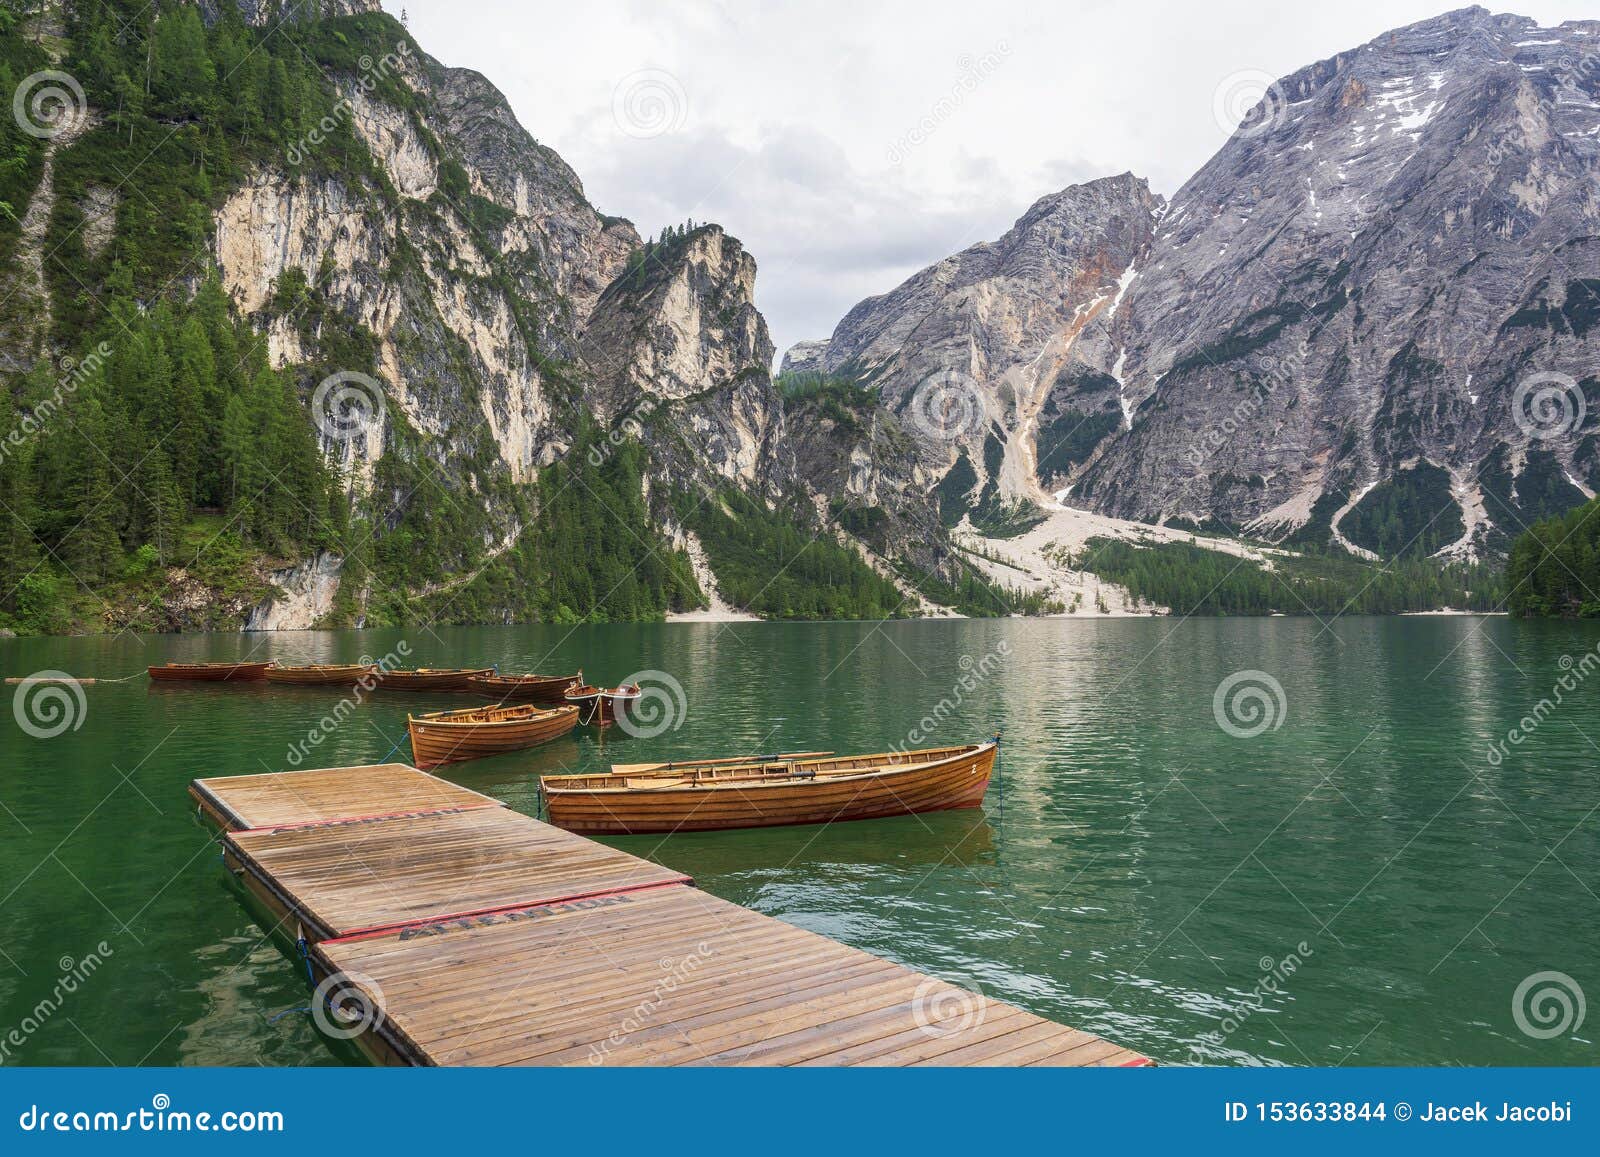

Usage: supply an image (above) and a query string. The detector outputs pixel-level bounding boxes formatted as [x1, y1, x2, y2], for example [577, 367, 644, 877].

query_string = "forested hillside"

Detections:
[1078, 538, 1503, 616]
[0, 0, 955, 634]
[1505, 498, 1600, 618]
[0, 3, 432, 631]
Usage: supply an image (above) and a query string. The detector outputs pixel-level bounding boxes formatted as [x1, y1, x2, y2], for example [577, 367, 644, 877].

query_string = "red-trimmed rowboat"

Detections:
[540, 741, 997, 835]
[147, 661, 274, 683]
[563, 683, 640, 726]
[372, 668, 493, 692]
[408, 703, 580, 769]
[467, 671, 583, 703]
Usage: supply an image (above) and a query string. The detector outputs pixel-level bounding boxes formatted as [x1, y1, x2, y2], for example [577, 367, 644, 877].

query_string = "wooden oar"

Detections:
[611, 750, 834, 774]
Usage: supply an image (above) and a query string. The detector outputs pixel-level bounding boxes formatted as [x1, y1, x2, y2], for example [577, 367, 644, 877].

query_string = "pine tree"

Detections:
[0, 390, 39, 613]
[169, 314, 213, 503]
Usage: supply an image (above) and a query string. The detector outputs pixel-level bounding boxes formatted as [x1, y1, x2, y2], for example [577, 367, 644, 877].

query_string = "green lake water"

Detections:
[0, 617, 1595, 1067]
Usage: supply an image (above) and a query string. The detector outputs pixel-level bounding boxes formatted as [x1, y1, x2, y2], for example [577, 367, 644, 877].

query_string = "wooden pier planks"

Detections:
[194, 763, 1152, 1068]
[226, 806, 689, 940]
[190, 762, 500, 832]
[316, 883, 1150, 1067]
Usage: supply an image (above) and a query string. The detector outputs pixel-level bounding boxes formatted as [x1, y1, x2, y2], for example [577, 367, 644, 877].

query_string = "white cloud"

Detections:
[385, 0, 1596, 361]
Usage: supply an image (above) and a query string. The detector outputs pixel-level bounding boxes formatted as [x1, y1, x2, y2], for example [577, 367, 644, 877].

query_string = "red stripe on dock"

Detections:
[1119, 1057, 1155, 1067]
[320, 877, 695, 945]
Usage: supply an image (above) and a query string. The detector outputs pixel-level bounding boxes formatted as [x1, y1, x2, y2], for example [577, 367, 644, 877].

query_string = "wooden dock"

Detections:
[191, 762, 1153, 1067]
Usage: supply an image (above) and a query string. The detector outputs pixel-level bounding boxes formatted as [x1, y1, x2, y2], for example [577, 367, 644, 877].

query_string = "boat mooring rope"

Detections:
[3, 669, 145, 685]
[993, 731, 1003, 829]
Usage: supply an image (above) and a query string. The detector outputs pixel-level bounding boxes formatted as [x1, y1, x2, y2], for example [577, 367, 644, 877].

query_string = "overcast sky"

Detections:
[383, 1, 1592, 361]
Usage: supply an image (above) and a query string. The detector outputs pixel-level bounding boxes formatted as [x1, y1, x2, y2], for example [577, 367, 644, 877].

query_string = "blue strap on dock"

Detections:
[264, 939, 319, 1026]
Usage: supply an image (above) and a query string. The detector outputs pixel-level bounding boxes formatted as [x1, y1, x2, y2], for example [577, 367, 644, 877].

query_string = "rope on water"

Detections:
[267, 1005, 313, 1024]
[3, 668, 145, 685]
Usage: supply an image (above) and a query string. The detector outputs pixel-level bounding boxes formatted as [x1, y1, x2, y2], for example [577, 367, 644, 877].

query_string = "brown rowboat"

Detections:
[264, 663, 377, 686]
[468, 671, 583, 703]
[563, 683, 640, 726]
[372, 667, 493, 692]
[540, 741, 996, 834]
[147, 661, 274, 683]
[408, 702, 580, 769]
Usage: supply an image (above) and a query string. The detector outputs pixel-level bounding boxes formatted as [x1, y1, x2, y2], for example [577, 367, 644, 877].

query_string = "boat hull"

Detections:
[374, 669, 494, 692]
[409, 704, 580, 769]
[468, 673, 580, 703]
[147, 662, 273, 683]
[264, 665, 376, 686]
[544, 744, 995, 835]
[564, 685, 640, 726]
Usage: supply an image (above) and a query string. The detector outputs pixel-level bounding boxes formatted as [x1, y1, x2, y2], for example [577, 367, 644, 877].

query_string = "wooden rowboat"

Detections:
[372, 667, 493, 692]
[264, 663, 377, 686]
[408, 703, 580, 769]
[563, 683, 640, 726]
[147, 661, 274, 683]
[540, 741, 997, 835]
[468, 671, 583, 703]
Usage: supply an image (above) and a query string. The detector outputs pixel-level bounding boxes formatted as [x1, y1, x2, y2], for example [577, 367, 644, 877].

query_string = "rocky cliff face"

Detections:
[795, 173, 1163, 527]
[582, 226, 951, 592]
[212, 33, 641, 494]
[194, 4, 952, 624]
[794, 7, 1600, 558]
[1075, 6, 1600, 555]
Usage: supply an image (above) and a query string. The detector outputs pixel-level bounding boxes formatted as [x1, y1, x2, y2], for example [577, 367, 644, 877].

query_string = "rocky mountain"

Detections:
[792, 173, 1163, 533]
[793, 7, 1600, 560]
[9, 3, 1585, 636]
[0, 0, 968, 633]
